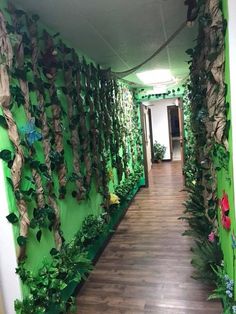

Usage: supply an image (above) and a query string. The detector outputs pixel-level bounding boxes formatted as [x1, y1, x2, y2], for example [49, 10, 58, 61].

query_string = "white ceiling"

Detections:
[13, 0, 197, 86]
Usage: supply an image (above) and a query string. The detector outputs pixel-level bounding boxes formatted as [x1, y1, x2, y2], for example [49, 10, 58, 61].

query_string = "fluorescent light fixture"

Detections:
[137, 69, 175, 85]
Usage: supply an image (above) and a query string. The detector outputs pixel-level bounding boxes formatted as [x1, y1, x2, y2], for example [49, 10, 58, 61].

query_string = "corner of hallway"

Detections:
[76, 162, 221, 314]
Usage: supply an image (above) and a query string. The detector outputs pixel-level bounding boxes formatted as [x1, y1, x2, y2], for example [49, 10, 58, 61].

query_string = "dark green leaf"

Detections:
[36, 230, 42, 242]
[0, 149, 12, 161]
[32, 14, 39, 22]
[186, 48, 194, 56]
[0, 115, 8, 128]
[39, 164, 48, 173]
[7, 159, 13, 169]
[30, 219, 37, 229]
[15, 9, 25, 17]
[17, 236, 27, 247]
[6, 213, 19, 224]
[53, 32, 60, 38]
[50, 248, 58, 256]
[6, 177, 14, 190]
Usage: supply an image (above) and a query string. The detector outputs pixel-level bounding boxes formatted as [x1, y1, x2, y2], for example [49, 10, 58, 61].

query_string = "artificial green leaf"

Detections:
[36, 230, 42, 242]
[6, 177, 14, 190]
[30, 219, 37, 229]
[0, 149, 12, 161]
[6, 213, 19, 224]
[32, 14, 39, 21]
[7, 159, 13, 169]
[17, 236, 27, 247]
[0, 115, 8, 128]
[39, 164, 48, 173]
[15, 9, 26, 17]
[50, 248, 58, 256]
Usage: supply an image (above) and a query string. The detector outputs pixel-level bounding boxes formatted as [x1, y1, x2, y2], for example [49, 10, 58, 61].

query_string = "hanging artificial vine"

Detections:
[83, 60, 93, 189]
[26, 15, 62, 249]
[0, 10, 30, 259]
[9, 5, 55, 247]
[90, 63, 104, 190]
[60, 43, 86, 201]
[42, 31, 67, 199]
[73, 53, 92, 194]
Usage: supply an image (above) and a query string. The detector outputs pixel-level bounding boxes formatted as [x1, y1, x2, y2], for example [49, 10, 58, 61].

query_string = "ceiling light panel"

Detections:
[136, 69, 174, 85]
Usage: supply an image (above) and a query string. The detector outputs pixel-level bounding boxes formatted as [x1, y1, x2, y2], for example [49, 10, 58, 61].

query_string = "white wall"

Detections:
[228, 0, 236, 213]
[149, 99, 177, 160]
[0, 161, 22, 314]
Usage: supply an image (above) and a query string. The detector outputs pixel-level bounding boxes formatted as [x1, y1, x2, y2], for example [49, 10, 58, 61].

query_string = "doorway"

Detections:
[168, 105, 181, 161]
[142, 98, 184, 175]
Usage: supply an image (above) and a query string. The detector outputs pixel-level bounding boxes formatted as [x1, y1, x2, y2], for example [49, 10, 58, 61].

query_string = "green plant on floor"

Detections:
[115, 165, 144, 202]
[180, 184, 216, 240]
[15, 241, 93, 314]
[76, 214, 106, 248]
[153, 141, 166, 161]
[191, 240, 223, 282]
[209, 265, 236, 314]
[14, 213, 108, 314]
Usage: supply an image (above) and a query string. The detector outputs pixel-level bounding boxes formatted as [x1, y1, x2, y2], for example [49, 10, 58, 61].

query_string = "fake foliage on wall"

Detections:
[0, 3, 144, 313]
[182, 0, 236, 312]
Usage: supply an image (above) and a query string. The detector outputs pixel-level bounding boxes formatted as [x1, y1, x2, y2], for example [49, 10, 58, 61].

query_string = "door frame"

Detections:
[148, 108, 154, 163]
[178, 98, 185, 172]
[167, 105, 176, 161]
[140, 104, 149, 187]
[167, 101, 184, 166]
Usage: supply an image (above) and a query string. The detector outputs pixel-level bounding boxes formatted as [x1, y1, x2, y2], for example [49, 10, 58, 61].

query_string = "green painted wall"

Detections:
[218, 0, 236, 289]
[0, 0, 144, 298]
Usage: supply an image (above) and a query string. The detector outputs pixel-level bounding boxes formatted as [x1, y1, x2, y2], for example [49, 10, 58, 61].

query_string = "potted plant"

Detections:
[153, 141, 166, 162]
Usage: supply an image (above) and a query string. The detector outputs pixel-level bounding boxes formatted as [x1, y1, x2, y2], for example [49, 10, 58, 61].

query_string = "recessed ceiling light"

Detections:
[137, 69, 175, 85]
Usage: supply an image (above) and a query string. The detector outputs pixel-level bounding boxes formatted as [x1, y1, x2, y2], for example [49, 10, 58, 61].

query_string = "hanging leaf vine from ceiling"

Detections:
[42, 30, 68, 200]
[61, 43, 86, 201]
[0, 9, 30, 260]
[26, 14, 63, 250]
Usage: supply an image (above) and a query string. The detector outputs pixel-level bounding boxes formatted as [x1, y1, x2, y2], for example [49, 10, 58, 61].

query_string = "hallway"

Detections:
[77, 162, 221, 314]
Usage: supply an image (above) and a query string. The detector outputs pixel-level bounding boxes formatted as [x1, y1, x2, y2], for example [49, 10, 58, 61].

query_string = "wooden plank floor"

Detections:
[76, 162, 221, 314]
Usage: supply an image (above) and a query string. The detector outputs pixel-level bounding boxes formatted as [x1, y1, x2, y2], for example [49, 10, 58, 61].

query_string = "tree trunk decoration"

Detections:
[61, 44, 86, 201]
[73, 53, 92, 192]
[91, 64, 105, 187]
[42, 31, 67, 199]
[185, 0, 227, 228]
[201, 0, 227, 222]
[205, 0, 228, 150]
[9, 5, 45, 211]
[0, 10, 29, 260]
[85, 63, 101, 190]
[27, 18, 62, 249]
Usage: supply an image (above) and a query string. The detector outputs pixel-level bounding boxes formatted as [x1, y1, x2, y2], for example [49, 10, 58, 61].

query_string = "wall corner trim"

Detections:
[0, 161, 22, 314]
